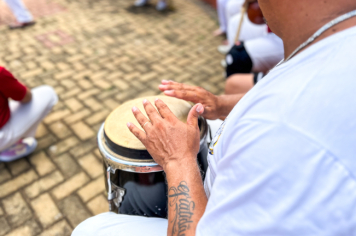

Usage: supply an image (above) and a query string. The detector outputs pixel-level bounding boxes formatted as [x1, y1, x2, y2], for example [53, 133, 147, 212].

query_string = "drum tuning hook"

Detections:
[106, 166, 125, 212]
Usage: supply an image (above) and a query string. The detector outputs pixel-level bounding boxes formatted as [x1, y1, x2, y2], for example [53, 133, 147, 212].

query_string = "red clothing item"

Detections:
[0, 67, 27, 129]
[267, 26, 272, 33]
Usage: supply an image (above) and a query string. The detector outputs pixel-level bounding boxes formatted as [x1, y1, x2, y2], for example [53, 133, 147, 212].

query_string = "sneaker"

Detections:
[220, 59, 227, 68]
[156, 0, 167, 11]
[217, 44, 231, 55]
[0, 137, 37, 162]
[134, 0, 149, 7]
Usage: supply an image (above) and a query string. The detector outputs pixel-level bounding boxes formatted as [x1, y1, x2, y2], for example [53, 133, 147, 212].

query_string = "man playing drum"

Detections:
[73, 0, 356, 235]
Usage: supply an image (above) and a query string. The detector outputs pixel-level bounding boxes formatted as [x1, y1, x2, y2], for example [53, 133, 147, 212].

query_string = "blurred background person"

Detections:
[0, 67, 57, 162]
[3, 0, 35, 29]
[134, 0, 169, 11]
[213, 0, 244, 37]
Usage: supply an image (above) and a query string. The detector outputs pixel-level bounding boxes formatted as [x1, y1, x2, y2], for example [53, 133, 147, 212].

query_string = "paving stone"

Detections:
[38, 220, 72, 236]
[71, 121, 95, 141]
[36, 134, 57, 151]
[2, 193, 32, 227]
[35, 123, 49, 139]
[44, 109, 71, 124]
[78, 154, 103, 179]
[52, 154, 80, 178]
[52, 172, 89, 200]
[7, 159, 30, 176]
[59, 195, 91, 228]
[0, 168, 11, 184]
[5, 220, 41, 236]
[29, 151, 56, 176]
[83, 97, 102, 111]
[69, 138, 97, 159]
[24, 171, 64, 199]
[85, 109, 110, 125]
[77, 176, 105, 202]
[0, 206, 3, 216]
[63, 109, 91, 124]
[87, 194, 108, 215]
[31, 193, 62, 227]
[0, 217, 10, 236]
[49, 121, 73, 139]
[0, 170, 38, 198]
[64, 97, 84, 112]
[48, 136, 80, 156]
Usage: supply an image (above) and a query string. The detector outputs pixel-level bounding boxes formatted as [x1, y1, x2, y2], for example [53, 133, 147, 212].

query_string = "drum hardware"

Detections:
[106, 166, 125, 212]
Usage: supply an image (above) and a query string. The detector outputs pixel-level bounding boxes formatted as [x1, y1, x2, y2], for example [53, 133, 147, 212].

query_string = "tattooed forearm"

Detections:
[169, 181, 195, 236]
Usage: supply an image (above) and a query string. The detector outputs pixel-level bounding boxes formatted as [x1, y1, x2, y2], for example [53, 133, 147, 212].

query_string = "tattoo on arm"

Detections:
[168, 181, 195, 236]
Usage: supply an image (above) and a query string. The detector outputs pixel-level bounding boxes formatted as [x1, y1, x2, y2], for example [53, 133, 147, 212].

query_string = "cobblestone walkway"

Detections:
[0, 0, 224, 235]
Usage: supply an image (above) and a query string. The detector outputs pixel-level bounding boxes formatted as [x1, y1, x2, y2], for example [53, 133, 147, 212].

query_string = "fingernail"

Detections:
[143, 99, 147, 104]
[155, 98, 159, 102]
[162, 80, 168, 83]
[132, 107, 137, 112]
[196, 105, 203, 113]
[164, 90, 173, 95]
[127, 122, 131, 127]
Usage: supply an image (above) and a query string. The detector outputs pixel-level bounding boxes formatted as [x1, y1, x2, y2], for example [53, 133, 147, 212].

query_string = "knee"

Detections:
[33, 85, 58, 106]
[224, 73, 253, 94]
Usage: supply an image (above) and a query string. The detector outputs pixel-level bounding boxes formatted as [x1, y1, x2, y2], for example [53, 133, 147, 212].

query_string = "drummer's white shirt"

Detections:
[198, 26, 356, 235]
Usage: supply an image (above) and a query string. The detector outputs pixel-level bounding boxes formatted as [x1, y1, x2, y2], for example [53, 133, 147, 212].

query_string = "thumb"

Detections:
[187, 103, 204, 127]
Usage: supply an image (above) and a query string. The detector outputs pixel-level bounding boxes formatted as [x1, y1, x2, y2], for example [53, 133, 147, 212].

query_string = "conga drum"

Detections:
[97, 96, 209, 218]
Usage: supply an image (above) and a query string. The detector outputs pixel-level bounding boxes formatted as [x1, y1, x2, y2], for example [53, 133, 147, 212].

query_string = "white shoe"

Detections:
[217, 45, 231, 55]
[134, 0, 149, 7]
[156, 1, 167, 11]
[220, 59, 227, 68]
[0, 137, 37, 162]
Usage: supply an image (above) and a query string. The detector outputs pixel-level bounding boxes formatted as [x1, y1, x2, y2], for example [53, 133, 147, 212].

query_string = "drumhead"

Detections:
[104, 96, 192, 151]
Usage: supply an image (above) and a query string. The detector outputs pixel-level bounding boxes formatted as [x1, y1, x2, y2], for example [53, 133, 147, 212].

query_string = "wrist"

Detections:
[216, 95, 225, 117]
[163, 154, 199, 174]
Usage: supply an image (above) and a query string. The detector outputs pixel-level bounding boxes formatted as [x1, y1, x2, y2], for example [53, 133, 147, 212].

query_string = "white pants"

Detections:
[72, 212, 168, 236]
[3, 0, 33, 23]
[0, 85, 58, 152]
[217, 0, 243, 32]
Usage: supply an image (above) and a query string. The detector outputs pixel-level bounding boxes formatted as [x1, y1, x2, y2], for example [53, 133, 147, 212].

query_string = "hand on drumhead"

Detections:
[127, 98, 204, 171]
[158, 80, 221, 120]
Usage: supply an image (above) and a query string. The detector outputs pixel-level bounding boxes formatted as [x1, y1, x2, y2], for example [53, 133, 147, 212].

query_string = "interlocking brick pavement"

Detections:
[0, 0, 225, 234]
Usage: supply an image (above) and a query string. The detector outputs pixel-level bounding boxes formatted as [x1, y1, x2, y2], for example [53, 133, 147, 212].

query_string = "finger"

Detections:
[142, 99, 162, 124]
[132, 106, 152, 131]
[127, 122, 147, 143]
[155, 98, 176, 120]
[187, 103, 204, 127]
[163, 90, 200, 103]
[159, 82, 196, 92]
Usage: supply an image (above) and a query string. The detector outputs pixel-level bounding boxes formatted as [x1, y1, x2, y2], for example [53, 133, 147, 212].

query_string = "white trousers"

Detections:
[217, 0, 243, 32]
[3, 0, 33, 23]
[72, 212, 168, 236]
[0, 85, 58, 152]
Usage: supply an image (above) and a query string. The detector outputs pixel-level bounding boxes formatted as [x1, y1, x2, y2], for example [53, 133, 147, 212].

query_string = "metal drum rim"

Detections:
[98, 123, 164, 173]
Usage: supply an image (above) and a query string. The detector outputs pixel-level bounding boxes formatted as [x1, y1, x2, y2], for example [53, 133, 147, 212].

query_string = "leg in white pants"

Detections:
[245, 33, 284, 72]
[217, 0, 230, 32]
[3, 0, 33, 23]
[225, 0, 244, 32]
[72, 212, 168, 236]
[227, 13, 267, 46]
[0, 85, 58, 152]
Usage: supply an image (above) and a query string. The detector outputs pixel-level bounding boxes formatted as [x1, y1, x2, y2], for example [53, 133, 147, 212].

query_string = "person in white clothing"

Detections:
[213, 0, 244, 36]
[3, 0, 35, 29]
[0, 67, 57, 162]
[72, 0, 356, 235]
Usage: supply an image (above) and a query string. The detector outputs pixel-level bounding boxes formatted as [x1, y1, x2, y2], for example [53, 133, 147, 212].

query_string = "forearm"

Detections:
[21, 88, 32, 103]
[165, 158, 208, 236]
[217, 93, 245, 117]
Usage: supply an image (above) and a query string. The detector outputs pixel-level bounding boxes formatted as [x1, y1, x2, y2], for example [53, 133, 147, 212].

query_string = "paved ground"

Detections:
[0, 0, 225, 235]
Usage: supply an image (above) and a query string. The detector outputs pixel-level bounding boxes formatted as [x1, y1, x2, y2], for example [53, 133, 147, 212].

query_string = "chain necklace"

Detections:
[275, 9, 356, 67]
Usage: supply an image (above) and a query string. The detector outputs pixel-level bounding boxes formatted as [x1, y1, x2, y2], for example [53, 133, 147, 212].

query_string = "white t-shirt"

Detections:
[197, 26, 356, 235]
